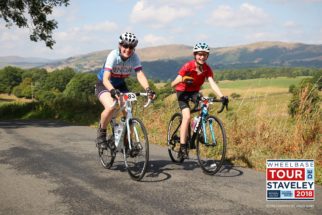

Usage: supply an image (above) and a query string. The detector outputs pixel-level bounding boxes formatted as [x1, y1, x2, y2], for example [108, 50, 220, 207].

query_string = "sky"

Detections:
[1, 0, 322, 59]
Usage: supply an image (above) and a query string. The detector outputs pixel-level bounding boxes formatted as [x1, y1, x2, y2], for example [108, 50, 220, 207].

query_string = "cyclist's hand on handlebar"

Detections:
[146, 87, 156, 100]
[182, 76, 194, 85]
[220, 96, 229, 106]
[110, 89, 121, 99]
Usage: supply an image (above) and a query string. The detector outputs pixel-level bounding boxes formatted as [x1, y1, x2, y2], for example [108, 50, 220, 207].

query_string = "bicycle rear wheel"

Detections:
[98, 121, 115, 169]
[197, 115, 226, 175]
[167, 113, 184, 163]
[124, 118, 149, 181]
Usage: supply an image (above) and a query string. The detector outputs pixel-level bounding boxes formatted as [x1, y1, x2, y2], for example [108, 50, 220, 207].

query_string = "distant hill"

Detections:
[1, 41, 322, 80]
[40, 44, 193, 72]
[0, 56, 56, 69]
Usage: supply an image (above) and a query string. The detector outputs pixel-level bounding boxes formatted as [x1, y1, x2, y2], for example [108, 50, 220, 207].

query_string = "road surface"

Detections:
[0, 120, 321, 214]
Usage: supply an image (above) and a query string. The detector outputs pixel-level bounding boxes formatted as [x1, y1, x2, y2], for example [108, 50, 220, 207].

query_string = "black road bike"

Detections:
[167, 96, 228, 175]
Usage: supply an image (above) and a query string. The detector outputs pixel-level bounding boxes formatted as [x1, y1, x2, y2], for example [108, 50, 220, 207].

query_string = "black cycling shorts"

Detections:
[176, 91, 199, 110]
[95, 81, 129, 98]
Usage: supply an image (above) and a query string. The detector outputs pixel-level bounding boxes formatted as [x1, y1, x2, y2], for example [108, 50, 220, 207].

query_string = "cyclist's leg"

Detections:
[99, 92, 116, 128]
[97, 88, 116, 149]
[177, 91, 191, 159]
[179, 108, 190, 158]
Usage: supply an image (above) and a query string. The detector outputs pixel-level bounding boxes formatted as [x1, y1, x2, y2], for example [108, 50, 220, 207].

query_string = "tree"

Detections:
[0, 0, 69, 48]
[13, 77, 32, 98]
[42, 67, 75, 92]
[0, 66, 23, 94]
[63, 73, 96, 102]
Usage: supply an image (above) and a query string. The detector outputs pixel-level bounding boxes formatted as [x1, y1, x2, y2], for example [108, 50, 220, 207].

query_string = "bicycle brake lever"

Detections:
[144, 98, 152, 108]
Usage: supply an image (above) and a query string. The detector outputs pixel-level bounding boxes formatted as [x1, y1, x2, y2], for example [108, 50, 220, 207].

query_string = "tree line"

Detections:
[0, 66, 163, 123]
[215, 67, 322, 82]
[0, 66, 320, 122]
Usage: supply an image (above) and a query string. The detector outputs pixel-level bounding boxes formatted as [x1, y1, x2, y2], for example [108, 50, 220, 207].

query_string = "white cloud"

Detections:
[245, 32, 278, 41]
[209, 3, 270, 28]
[50, 2, 79, 22]
[0, 31, 21, 42]
[54, 21, 118, 42]
[158, 0, 211, 7]
[142, 34, 168, 46]
[268, 0, 322, 3]
[130, 0, 191, 26]
[82, 21, 118, 32]
[194, 34, 209, 42]
[283, 21, 298, 28]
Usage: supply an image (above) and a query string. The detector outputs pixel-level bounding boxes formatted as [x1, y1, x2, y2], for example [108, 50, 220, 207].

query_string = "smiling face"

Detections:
[194, 51, 209, 65]
[119, 43, 135, 59]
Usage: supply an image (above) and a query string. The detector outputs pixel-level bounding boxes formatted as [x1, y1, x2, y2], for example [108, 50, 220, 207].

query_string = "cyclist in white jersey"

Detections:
[95, 32, 156, 149]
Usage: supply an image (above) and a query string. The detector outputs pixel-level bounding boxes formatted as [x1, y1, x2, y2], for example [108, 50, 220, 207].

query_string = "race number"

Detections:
[125, 93, 137, 101]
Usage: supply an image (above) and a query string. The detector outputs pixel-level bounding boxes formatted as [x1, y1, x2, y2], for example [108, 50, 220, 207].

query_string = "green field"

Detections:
[217, 76, 307, 89]
[149, 76, 321, 183]
[200, 76, 310, 99]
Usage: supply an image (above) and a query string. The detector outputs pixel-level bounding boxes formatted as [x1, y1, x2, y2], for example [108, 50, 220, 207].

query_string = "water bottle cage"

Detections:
[114, 124, 124, 147]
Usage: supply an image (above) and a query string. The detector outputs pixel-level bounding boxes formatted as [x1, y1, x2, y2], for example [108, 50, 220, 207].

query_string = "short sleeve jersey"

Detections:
[175, 60, 213, 92]
[97, 49, 142, 87]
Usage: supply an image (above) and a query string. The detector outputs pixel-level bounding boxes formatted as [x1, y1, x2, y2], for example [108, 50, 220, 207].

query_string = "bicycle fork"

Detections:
[201, 118, 217, 146]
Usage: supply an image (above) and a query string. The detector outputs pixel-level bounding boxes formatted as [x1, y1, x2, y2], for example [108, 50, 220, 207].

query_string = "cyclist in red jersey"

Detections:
[171, 42, 228, 159]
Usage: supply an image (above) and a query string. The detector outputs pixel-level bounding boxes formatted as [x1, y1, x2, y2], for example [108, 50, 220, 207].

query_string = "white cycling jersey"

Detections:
[97, 49, 142, 87]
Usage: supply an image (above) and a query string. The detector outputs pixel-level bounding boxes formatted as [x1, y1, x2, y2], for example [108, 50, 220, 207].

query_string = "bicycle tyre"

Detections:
[167, 113, 184, 163]
[98, 121, 115, 169]
[196, 115, 226, 175]
[124, 117, 149, 181]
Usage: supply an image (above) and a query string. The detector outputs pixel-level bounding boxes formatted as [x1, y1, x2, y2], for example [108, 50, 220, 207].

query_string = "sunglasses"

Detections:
[195, 52, 209, 57]
[121, 44, 135, 50]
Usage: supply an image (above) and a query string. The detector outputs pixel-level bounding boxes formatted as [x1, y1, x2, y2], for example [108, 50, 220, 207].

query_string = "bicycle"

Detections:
[167, 95, 228, 175]
[98, 92, 152, 181]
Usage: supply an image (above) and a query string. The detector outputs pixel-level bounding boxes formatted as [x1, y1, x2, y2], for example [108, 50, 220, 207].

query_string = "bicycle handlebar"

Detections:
[110, 92, 153, 108]
[191, 96, 228, 113]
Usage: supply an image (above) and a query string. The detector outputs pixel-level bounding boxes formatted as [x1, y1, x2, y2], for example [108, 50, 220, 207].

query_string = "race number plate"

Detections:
[125, 93, 137, 101]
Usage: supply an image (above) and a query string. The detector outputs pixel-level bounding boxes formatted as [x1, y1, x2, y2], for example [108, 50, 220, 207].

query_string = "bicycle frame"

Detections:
[110, 93, 151, 152]
[189, 99, 216, 148]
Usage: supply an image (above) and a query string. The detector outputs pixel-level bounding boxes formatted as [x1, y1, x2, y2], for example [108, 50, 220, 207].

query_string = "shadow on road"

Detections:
[139, 159, 243, 183]
[0, 120, 69, 128]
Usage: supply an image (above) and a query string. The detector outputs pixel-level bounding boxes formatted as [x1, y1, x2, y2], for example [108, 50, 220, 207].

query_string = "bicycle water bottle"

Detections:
[191, 116, 198, 130]
[114, 123, 123, 147]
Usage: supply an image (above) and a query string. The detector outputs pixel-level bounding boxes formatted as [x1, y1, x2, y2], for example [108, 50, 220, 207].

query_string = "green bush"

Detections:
[288, 84, 296, 94]
[288, 79, 320, 118]
[0, 102, 37, 119]
[230, 92, 241, 99]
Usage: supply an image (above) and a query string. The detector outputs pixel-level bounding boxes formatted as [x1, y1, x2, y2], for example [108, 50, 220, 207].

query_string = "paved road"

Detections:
[0, 120, 321, 215]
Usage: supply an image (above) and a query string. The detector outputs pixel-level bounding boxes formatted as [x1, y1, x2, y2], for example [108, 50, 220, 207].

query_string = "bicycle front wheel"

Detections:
[167, 113, 184, 163]
[197, 115, 227, 175]
[124, 118, 149, 181]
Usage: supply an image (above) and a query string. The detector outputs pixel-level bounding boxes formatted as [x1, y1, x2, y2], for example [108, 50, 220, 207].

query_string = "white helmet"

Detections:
[119, 32, 138, 47]
[193, 42, 210, 53]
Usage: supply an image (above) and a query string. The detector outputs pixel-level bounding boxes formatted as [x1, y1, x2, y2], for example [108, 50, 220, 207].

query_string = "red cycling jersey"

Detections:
[175, 60, 213, 92]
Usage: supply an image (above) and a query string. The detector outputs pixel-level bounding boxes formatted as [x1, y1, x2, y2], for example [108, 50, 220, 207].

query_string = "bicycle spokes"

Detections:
[124, 118, 149, 181]
[197, 116, 226, 175]
[167, 113, 184, 163]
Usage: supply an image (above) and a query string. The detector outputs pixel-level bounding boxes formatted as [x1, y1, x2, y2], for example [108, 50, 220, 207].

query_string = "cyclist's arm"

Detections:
[171, 75, 183, 88]
[136, 70, 150, 90]
[208, 77, 224, 98]
[103, 71, 115, 91]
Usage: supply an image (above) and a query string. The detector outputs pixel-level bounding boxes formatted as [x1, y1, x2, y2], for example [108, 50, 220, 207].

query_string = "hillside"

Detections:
[0, 56, 55, 69]
[1, 41, 322, 80]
